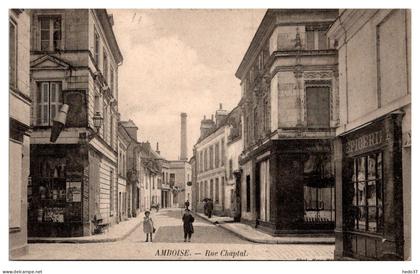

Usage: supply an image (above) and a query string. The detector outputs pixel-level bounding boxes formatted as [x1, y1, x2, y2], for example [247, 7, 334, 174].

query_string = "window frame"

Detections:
[35, 81, 63, 126]
[38, 15, 62, 52]
[9, 19, 17, 89]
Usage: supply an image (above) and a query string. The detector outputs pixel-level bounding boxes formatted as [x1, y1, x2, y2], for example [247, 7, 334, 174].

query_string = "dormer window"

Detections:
[39, 16, 62, 51]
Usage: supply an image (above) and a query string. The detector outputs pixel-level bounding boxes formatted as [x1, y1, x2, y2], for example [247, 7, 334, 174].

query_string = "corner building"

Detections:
[236, 9, 339, 235]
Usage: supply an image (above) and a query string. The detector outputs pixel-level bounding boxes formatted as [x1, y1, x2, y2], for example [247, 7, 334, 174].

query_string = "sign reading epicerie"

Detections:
[344, 129, 384, 155]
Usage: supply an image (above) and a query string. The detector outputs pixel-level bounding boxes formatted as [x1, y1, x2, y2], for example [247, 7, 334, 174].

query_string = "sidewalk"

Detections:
[28, 214, 143, 244]
[194, 212, 335, 244]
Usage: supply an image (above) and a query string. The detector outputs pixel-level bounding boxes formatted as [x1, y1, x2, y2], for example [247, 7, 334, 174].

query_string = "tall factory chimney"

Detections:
[180, 112, 188, 161]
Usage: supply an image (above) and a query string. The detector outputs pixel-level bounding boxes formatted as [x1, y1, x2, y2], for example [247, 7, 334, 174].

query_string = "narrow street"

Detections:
[19, 209, 334, 260]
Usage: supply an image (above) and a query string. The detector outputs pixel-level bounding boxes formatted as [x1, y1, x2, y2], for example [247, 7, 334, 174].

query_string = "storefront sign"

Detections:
[344, 130, 384, 155]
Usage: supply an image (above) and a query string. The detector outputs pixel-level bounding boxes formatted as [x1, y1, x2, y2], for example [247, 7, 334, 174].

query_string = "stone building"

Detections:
[9, 9, 31, 257]
[28, 9, 123, 237]
[235, 9, 338, 235]
[117, 120, 130, 221]
[328, 9, 411, 260]
[194, 104, 241, 216]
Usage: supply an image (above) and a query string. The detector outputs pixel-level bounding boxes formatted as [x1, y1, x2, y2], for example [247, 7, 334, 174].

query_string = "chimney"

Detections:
[122, 119, 139, 141]
[156, 142, 160, 155]
[215, 103, 228, 127]
[200, 115, 215, 138]
[180, 113, 188, 161]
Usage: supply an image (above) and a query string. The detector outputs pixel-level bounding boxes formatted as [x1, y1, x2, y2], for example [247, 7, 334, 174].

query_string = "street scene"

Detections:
[8, 8, 411, 262]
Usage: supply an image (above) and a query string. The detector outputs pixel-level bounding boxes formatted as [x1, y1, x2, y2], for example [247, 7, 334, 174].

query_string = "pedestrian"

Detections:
[182, 208, 195, 242]
[203, 199, 208, 216]
[184, 200, 190, 210]
[207, 199, 213, 218]
[143, 211, 154, 242]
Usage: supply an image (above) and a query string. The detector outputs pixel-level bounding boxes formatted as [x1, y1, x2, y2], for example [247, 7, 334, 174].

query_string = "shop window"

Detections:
[36, 82, 62, 126]
[39, 16, 61, 51]
[350, 153, 384, 233]
[303, 154, 335, 223]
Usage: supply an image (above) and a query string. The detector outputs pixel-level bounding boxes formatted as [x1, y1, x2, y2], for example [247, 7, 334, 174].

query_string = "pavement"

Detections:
[194, 212, 335, 244]
[28, 212, 146, 243]
[16, 208, 334, 260]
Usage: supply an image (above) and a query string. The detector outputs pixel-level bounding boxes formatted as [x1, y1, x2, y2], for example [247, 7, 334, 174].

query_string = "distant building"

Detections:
[9, 9, 31, 257]
[27, 9, 123, 237]
[328, 9, 411, 260]
[194, 104, 241, 216]
[168, 160, 192, 208]
[117, 120, 130, 221]
[235, 9, 338, 235]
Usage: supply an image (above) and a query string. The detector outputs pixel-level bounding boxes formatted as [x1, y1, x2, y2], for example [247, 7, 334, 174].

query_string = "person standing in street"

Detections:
[182, 209, 195, 242]
[207, 199, 213, 218]
[143, 211, 154, 242]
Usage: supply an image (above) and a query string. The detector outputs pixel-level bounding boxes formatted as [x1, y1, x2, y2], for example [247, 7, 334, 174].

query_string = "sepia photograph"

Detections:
[4, 2, 415, 272]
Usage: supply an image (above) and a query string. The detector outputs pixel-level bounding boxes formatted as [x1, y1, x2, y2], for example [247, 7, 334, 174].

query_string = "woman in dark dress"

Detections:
[182, 209, 195, 242]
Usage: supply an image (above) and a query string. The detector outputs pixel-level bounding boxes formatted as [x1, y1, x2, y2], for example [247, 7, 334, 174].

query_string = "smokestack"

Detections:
[156, 142, 160, 155]
[180, 113, 188, 161]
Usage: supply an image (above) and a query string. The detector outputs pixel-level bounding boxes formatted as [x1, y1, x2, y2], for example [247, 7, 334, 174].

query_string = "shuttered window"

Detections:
[36, 82, 62, 126]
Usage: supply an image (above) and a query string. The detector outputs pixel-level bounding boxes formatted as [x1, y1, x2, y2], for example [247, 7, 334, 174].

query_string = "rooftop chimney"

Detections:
[156, 142, 160, 155]
[215, 103, 228, 127]
[180, 113, 188, 161]
[200, 115, 215, 138]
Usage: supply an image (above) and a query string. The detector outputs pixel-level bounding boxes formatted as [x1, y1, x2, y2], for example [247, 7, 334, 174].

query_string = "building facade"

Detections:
[117, 121, 130, 221]
[9, 9, 31, 257]
[169, 160, 192, 208]
[28, 9, 123, 237]
[328, 9, 411, 260]
[236, 9, 338, 235]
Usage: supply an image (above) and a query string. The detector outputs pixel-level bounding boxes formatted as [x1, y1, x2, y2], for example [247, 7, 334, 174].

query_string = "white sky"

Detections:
[111, 9, 266, 160]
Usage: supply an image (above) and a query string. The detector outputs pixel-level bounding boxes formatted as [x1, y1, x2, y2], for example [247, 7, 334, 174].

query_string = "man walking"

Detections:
[207, 199, 213, 218]
[182, 208, 195, 242]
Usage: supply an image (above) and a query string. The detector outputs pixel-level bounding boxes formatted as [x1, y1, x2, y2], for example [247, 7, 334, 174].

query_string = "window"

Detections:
[102, 101, 108, 140]
[39, 16, 61, 51]
[169, 173, 175, 187]
[110, 169, 114, 215]
[215, 143, 220, 168]
[9, 20, 17, 88]
[229, 159, 233, 179]
[246, 175, 251, 212]
[204, 149, 208, 171]
[215, 178, 219, 203]
[209, 146, 214, 169]
[103, 48, 108, 83]
[94, 29, 100, 64]
[350, 152, 384, 233]
[306, 86, 330, 128]
[221, 139, 225, 166]
[110, 67, 115, 95]
[306, 30, 315, 50]
[36, 82, 62, 126]
[305, 28, 328, 50]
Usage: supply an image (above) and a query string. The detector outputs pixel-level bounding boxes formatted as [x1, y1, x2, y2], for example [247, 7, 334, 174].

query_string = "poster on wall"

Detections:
[66, 181, 82, 203]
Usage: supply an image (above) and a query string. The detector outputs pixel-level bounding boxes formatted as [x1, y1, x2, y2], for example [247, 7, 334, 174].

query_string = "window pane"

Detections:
[42, 84, 49, 103]
[367, 181, 377, 206]
[357, 157, 366, 181]
[50, 105, 56, 121]
[368, 206, 377, 232]
[358, 181, 366, 206]
[43, 105, 48, 123]
[40, 18, 49, 29]
[358, 206, 367, 230]
[368, 155, 376, 180]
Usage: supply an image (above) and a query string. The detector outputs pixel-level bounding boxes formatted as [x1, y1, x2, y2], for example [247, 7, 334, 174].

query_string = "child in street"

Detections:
[143, 211, 154, 242]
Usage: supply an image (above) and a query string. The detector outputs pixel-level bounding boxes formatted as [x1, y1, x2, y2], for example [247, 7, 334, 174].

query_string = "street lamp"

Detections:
[87, 112, 103, 140]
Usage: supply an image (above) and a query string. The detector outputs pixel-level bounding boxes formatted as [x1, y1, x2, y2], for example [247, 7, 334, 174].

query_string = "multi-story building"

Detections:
[235, 9, 338, 235]
[139, 142, 162, 210]
[195, 104, 235, 216]
[328, 9, 411, 260]
[225, 106, 243, 219]
[28, 9, 123, 237]
[121, 120, 141, 217]
[9, 9, 31, 257]
[117, 120, 130, 221]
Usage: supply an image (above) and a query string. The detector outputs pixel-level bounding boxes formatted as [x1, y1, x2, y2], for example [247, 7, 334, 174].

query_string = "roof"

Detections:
[120, 119, 138, 129]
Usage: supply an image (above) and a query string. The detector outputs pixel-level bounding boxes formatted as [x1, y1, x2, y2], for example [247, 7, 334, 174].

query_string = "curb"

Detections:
[193, 212, 334, 245]
[28, 220, 142, 244]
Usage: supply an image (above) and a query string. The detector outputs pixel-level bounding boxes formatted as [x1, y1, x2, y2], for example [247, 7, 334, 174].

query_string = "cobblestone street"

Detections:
[18, 209, 334, 260]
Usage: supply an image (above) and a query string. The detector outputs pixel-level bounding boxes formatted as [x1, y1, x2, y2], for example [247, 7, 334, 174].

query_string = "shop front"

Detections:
[240, 139, 335, 235]
[335, 113, 404, 260]
[28, 144, 89, 237]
